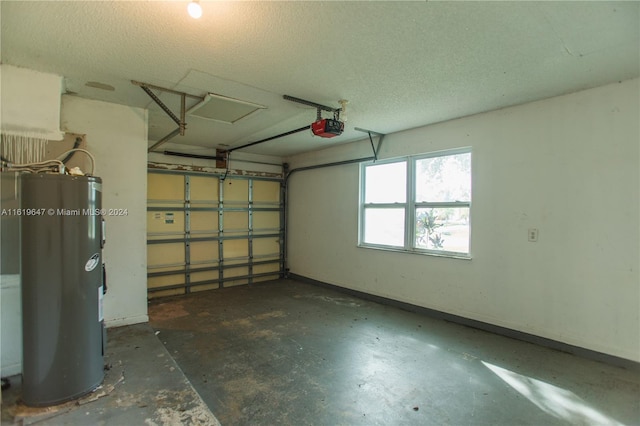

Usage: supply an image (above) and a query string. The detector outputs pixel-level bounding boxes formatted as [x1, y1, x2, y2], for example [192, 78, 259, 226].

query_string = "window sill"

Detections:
[357, 244, 472, 260]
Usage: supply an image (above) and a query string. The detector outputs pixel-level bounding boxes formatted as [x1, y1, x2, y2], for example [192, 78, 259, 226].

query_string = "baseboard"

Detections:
[1, 362, 21, 378]
[105, 314, 149, 329]
[288, 273, 640, 372]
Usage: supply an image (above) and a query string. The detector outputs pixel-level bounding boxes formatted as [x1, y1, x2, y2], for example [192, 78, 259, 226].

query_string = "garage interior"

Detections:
[0, 1, 639, 425]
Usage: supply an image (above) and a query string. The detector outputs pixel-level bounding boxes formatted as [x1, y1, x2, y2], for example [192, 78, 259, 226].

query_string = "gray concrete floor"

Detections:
[1, 323, 219, 425]
[149, 279, 639, 426]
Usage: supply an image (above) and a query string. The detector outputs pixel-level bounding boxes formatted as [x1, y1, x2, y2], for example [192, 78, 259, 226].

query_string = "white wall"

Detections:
[61, 95, 149, 327]
[287, 79, 640, 362]
[0, 274, 20, 377]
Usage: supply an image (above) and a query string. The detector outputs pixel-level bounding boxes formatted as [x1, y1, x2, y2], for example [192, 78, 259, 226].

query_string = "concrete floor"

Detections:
[148, 278, 640, 425]
[1, 323, 219, 425]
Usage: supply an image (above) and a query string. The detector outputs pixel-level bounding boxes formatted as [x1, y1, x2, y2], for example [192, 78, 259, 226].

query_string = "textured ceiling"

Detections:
[1, 1, 638, 158]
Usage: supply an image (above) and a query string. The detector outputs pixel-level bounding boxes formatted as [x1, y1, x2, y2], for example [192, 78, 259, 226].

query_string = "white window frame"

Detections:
[358, 147, 472, 259]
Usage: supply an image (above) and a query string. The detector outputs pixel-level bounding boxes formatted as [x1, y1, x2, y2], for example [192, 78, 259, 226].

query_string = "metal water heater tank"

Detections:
[20, 173, 105, 406]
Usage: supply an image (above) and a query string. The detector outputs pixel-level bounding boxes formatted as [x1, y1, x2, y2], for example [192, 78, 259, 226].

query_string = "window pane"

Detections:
[364, 208, 405, 247]
[365, 162, 406, 203]
[415, 208, 469, 253]
[416, 153, 471, 202]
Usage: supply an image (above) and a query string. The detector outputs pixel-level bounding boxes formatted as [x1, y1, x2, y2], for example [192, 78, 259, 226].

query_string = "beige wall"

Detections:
[286, 79, 640, 362]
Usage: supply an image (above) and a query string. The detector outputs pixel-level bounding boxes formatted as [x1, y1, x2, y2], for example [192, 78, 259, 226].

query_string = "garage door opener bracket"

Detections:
[355, 127, 385, 161]
[132, 80, 204, 152]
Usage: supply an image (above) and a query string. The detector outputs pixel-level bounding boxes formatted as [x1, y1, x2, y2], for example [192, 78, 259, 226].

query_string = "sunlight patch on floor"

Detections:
[482, 361, 624, 425]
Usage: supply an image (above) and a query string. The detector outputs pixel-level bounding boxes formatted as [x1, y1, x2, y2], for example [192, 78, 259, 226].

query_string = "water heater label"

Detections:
[98, 285, 104, 321]
[85, 253, 100, 272]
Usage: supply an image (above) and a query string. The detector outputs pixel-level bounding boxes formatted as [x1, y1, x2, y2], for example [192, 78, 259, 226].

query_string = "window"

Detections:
[359, 148, 471, 258]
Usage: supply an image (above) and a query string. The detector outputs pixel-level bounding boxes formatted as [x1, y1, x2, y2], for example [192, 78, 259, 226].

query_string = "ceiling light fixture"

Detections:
[187, 0, 202, 19]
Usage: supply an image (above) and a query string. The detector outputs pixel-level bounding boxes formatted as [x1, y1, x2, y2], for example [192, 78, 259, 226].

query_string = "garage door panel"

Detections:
[223, 178, 248, 203]
[147, 211, 185, 235]
[147, 265, 182, 274]
[148, 243, 184, 267]
[254, 238, 280, 257]
[148, 274, 185, 299]
[191, 241, 219, 264]
[253, 180, 280, 203]
[190, 175, 219, 202]
[190, 271, 219, 293]
[253, 260, 280, 284]
[253, 211, 279, 231]
[149, 288, 185, 299]
[191, 211, 218, 232]
[191, 283, 219, 293]
[224, 239, 248, 259]
[148, 173, 183, 201]
[225, 266, 249, 287]
[225, 279, 249, 287]
[191, 270, 218, 282]
[223, 212, 247, 231]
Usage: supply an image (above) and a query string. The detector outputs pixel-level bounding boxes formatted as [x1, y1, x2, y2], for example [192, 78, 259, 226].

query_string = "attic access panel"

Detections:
[188, 93, 266, 124]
